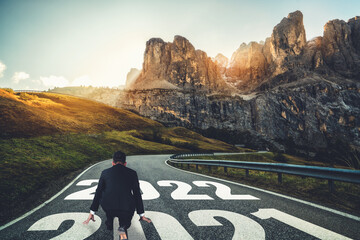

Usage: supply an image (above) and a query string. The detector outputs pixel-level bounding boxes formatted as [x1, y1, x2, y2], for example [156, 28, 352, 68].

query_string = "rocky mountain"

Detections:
[127, 36, 229, 92]
[115, 11, 360, 165]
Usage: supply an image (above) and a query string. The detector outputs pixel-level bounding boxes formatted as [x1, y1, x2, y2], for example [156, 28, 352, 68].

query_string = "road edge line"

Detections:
[164, 159, 360, 221]
[0, 160, 108, 231]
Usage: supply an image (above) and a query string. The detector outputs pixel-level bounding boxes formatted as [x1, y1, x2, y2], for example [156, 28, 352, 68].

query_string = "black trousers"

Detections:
[105, 209, 134, 234]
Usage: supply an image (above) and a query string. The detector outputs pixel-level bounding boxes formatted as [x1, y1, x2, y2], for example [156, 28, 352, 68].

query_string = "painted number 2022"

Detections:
[64, 179, 259, 200]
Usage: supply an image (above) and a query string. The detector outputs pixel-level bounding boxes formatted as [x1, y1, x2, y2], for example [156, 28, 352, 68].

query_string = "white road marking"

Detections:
[146, 211, 193, 240]
[157, 180, 213, 200]
[28, 212, 101, 240]
[189, 209, 265, 240]
[64, 179, 98, 200]
[193, 181, 259, 200]
[127, 216, 147, 240]
[139, 180, 160, 200]
[252, 208, 352, 240]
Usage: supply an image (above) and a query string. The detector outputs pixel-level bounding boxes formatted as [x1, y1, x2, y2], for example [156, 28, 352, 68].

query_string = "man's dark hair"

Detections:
[113, 151, 126, 163]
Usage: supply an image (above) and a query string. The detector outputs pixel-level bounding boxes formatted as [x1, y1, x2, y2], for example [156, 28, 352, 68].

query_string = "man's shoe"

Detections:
[118, 227, 128, 240]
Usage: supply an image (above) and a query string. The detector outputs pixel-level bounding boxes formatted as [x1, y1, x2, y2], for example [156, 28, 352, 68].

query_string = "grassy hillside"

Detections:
[0, 89, 161, 138]
[0, 89, 238, 224]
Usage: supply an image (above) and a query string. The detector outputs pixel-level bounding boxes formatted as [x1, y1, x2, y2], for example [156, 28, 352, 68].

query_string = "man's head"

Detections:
[112, 151, 126, 166]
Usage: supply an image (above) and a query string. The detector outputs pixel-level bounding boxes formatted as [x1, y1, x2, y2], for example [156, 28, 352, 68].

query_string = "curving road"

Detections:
[0, 154, 359, 239]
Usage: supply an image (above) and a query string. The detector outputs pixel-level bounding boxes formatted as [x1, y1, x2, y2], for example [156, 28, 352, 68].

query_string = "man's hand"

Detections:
[139, 216, 151, 223]
[83, 213, 95, 224]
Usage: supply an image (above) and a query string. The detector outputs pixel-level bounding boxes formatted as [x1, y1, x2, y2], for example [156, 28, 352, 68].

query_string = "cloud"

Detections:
[40, 75, 69, 88]
[0, 61, 6, 78]
[70, 75, 93, 86]
[12, 72, 30, 84]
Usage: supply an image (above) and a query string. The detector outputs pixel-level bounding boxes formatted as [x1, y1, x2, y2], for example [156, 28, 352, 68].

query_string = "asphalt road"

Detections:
[0, 154, 359, 239]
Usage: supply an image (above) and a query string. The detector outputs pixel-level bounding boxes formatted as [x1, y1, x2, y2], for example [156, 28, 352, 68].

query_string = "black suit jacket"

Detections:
[90, 164, 144, 215]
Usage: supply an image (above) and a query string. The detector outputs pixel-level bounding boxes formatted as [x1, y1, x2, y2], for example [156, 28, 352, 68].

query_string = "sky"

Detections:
[0, 0, 359, 90]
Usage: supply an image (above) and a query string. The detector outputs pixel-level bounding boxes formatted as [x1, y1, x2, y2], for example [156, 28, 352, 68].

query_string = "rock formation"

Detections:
[213, 53, 228, 74]
[269, 10, 306, 63]
[223, 11, 307, 92]
[226, 41, 268, 91]
[321, 18, 360, 79]
[129, 36, 228, 92]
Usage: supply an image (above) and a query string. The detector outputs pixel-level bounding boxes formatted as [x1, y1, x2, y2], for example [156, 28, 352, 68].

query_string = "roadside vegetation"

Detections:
[172, 153, 360, 215]
[0, 89, 237, 224]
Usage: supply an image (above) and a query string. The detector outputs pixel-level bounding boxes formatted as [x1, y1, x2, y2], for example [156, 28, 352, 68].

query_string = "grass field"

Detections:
[0, 89, 161, 138]
[172, 153, 360, 215]
[0, 89, 237, 224]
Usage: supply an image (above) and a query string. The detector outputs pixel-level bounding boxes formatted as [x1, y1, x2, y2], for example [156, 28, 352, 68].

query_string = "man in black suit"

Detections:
[83, 151, 151, 239]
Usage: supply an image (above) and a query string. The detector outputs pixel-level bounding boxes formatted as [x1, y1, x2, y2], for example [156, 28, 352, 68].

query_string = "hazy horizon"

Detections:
[0, 0, 359, 90]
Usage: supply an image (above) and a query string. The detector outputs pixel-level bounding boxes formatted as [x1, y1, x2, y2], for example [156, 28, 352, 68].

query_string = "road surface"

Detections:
[0, 154, 359, 239]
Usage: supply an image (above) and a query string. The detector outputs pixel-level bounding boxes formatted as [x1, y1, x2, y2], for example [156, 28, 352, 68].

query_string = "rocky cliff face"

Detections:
[119, 79, 360, 153]
[129, 36, 228, 92]
[116, 11, 360, 159]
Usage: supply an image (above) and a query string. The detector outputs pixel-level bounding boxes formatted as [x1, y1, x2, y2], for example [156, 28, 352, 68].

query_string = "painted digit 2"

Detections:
[65, 179, 98, 200]
[27, 213, 101, 240]
[193, 181, 259, 200]
[157, 180, 213, 200]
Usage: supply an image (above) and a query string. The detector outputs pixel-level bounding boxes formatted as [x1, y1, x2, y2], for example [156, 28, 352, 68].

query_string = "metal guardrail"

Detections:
[170, 153, 214, 159]
[168, 153, 360, 192]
